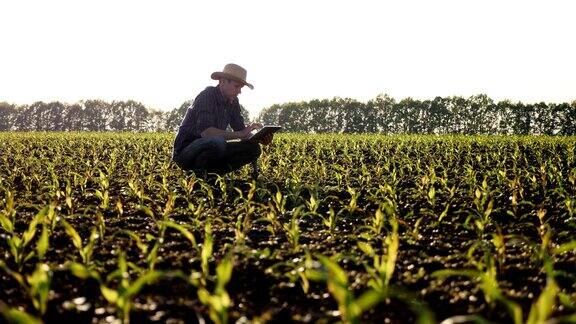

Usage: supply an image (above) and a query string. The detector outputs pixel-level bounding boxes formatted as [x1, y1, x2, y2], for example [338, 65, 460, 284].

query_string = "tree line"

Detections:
[0, 99, 249, 132]
[1, 94, 575, 135]
[257, 94, 576, 135]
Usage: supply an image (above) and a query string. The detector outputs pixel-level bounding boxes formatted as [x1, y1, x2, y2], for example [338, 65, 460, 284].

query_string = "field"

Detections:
[1, 132, 576, 324]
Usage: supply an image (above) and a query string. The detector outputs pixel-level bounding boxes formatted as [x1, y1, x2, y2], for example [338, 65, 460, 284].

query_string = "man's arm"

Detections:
[200, 126, 253, 140]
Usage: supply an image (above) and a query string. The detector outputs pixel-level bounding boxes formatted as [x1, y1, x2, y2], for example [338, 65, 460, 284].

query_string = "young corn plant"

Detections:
[525, 270, 560, 324]
[5, 208, 47, 271]
[306, 255, 381, 324]
[266, 250, 316, 294]
[0, 261, 52, 316]
[282, 207, 302, 252]
[36, 222, 49, 263]
[163, 220, 198, 250]
[360, 201, 393, 237]
[64, 179, 74, 215]
[94, 169, 110, 210]
[304, 187, 320, 217]
[98, 251, 167, 324]
[61, 220, 99, 268]
[432, 253, 522, 324]
[468, 177, 495, 234]
[127, 178, 150, 206]
[117, 230, 151, 259]
[272, 188, 287, 215]
[198, 180, 216, 208]
[215, 175, 229, 202]
[189, 223, 234, 324]
[197, 254, 234, 324]
[320, 207, 338, 234]
[190, 222, 214, 287]
[145, 222, 167, 271]
[263, 207, 281, 236]
[232, 182, 258, 244]
[0, 189, 16, 233]
[234, 205, 254, 244]
[357, 211, 399, 297]
[304, 189, 338, 233]
[344, 186, 362, 214]
[0, 300, 42, 324]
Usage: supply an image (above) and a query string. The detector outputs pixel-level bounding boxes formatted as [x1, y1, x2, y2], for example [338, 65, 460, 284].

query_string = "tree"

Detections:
[0, 102, 16, 131]
[496, 100, 516, 135]
[64, 103, 83, 131]
[82, 100, 108, 131]
[428, 96, 450, 134]
[165, 100, 192, 132]
[467, 94, 495, 134]
[44, 102, 67, 131]
[369, 94, 396, 133]
[559, 101, 576, 135]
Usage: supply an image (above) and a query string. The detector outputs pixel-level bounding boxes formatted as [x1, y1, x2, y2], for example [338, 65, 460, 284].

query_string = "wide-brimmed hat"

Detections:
[211, 63, 254, 90]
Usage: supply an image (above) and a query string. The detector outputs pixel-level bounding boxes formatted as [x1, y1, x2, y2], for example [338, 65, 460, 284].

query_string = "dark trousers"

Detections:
[173, 137, 261, 175]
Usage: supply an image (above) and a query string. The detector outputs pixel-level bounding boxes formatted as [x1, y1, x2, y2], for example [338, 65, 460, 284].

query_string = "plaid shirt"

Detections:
[172, 86, 246, 155]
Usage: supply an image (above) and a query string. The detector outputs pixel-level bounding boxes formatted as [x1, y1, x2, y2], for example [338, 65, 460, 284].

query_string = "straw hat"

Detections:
[211, 63, 254, 90]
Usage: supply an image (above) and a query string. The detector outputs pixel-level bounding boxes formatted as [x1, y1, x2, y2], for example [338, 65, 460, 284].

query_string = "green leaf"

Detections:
[353, 289, 382, 316]
[26, 264, 51, 314]
[22, 216, 39, 247]
[61, 220, 83, 251]
[427, 186, 435, 201]
[37, 225, 49, 260]
[0, 212, 13, 233]
[0, 307, 43, 324]
[101, 285, 119, 303]
[318, 255, 347, 285]
[484, 199, 494, 218]
[137, 205, 155, 219]
[145, 233, 155, 242]
[526, 279, 559, 324]
[215, 257, 233, 290]
[558, 292, 575, 309]
[121, 230, 148, 254]
[357, 242, 375, 257]
[69, 262, 100, 281]
[124, 271, 163, 298]
[553, 241, 576, 255]
[164, 221, 197, 249]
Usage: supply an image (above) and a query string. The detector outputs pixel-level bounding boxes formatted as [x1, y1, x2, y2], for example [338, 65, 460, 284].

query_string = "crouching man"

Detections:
[172, 63, 272, 178]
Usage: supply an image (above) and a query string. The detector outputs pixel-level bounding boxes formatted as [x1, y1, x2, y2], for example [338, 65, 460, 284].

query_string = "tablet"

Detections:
[246, 125, 282, 142]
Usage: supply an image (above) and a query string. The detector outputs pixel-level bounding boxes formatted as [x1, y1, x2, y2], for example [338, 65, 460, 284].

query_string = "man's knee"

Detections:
[174, 137, 227, 170]
[203, 137, 227, 154]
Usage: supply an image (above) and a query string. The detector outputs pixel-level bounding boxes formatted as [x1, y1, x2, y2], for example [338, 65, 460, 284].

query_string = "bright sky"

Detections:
[1, 0, 575, 118]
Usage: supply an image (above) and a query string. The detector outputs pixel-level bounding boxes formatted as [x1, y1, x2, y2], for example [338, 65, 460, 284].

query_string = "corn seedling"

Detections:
[432, 254, 522, 324]
[61, 220, 99, 268]
[101, 250, 166, 324]
[283, 207, 302, 252]
[357, 211, 399, 296]
[0, 300, 42, 324]
[307, 255, 382, 324]
[0, 261, 52, 315]
[6, 208, 46, 271]
[197, 254, 234, 324]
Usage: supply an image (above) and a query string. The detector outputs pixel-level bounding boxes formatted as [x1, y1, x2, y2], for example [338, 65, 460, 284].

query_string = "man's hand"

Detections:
[241, 123, 263, 139]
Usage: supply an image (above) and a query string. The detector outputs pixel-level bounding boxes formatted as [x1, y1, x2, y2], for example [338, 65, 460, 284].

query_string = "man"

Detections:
[172, 63, 272, 178]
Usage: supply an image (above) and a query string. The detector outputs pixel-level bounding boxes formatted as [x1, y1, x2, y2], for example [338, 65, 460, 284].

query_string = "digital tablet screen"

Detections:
[247, 125, 282, 142]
